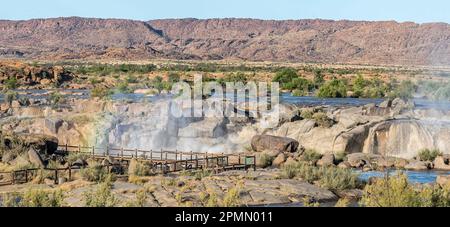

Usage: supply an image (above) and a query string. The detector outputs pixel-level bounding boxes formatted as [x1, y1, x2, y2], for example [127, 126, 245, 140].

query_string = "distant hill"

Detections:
[0, 17, 449, 66]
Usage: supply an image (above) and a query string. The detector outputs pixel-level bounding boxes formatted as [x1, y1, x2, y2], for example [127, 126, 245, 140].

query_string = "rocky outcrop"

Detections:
[404, 161, 430, 171]
[434, 155, 450, 170]
[251, 135, 300, 153]
[0, 61, 73, 88]
[436, 176, 450, 188]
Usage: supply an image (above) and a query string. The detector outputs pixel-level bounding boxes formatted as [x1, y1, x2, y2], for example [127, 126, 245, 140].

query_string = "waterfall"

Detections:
[93, 99, 243, 153]
[363, 119, 450, 159]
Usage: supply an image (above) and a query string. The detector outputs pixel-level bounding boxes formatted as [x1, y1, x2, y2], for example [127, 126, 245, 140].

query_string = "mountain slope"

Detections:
[0, 17, 449, 66]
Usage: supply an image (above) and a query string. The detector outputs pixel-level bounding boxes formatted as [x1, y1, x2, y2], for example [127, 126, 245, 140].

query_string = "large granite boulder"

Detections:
[251, 135, 300, 153]
[434, 155, 450, 170]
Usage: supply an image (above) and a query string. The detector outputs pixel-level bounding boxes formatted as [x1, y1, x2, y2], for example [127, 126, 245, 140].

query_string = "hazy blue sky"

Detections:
[1, 0, 449, 23]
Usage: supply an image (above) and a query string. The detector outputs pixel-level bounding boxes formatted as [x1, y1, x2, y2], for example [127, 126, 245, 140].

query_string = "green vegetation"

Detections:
[299, 149, 323, 164]
[313, 69, 325, 89]
[388, 80, 417, 100]
[49, 91, 64, 108]
[217, 72, 248, 85]
[282, 161, 360, 191]
[317, 78, 348, 98]
[168, 72, 181, 83]
[123, 188, 149, 207]
[418, 149, 442, 162]
[83, 180, 119, 207]
[418, 81, 450, 101]
[4, 77, 18, 90]
[273, 68, 299, 85]
[71, 63, 156, 76]
[360, 173, 450, 207]
[90, 87, 113, 99]
[2, 190, 65, 207]
[116, 81, 132, 94]
[128, 159, 153, 177]
[258, 153, 275, 168]
[312, 112, 334, 128]
[300, 109, 315, 119]
[272, 68, 313, 95]
[352, 75, 388, 98]
[80, 164, 114, 183]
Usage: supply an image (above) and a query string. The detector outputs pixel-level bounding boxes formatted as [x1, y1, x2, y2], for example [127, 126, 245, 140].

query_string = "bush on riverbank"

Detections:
[282, 161, 360, 191]
[360, 173, 450, 207]
[418, 149, 442, 162]
[317, 78, 348, 98]
[90, 87, 113, 99]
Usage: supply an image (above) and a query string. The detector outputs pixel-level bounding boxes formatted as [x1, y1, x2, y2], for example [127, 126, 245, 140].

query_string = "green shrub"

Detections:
[361, 173, 450, 207]
[116, 81, 133, 94]
[66, 152, 90, 165]
[300, 109, 315, 119]
[258, 153, 274, 168]
[313, 112, 334, 128]
[20, 189, 65, 207]
[313, 69, 325, 89]
[90, 87, 113, 99]
[300, 149, 323, 164]
[125, 75, 138, 83]
[168, 72, 181, 83]
[80, 164, 114, 183]
[5, 77, 18, 90]
[273, 68, 298, 84]
[334, 151, 347, 163]
[123, 188, 148, 207]
[292, 89, 306, 97]
[389, 80, 416, 100]
[89, 76, 102, 85]
[282, 161, 360, 191]
[128, 159, 153, 177]
[2, 190, 65, 207]
[352, 75, 387, 98]
[418, 149, 442, 162]
[317, 79, 348, 98]
[318, 167, 359, 191]
[83, 181, 119, 207]
[222, 185, 242, 207]
[1, 193, 22, 207]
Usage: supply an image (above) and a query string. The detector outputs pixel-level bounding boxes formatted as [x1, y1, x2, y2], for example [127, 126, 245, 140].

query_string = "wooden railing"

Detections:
[0, 145, 257, 186]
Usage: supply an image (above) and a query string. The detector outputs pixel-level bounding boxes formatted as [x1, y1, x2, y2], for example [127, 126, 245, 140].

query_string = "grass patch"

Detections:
[79, 164, 114, 183]
[299, 149, 323, 165]
[282, 161, 360, 191]
[83, 180, 119, 207]
[2, 189, 65, 207]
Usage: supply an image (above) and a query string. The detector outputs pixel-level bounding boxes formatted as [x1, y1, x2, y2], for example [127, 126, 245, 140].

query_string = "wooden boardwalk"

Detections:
[0, 144, 256, 186]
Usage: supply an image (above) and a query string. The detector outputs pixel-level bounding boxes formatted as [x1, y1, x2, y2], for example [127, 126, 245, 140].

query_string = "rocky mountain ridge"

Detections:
[0, 17, 449, 66]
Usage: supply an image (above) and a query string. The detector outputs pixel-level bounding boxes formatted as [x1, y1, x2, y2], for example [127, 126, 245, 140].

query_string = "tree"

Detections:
[317, 79, 348, 98]
[389, 80, 416, 100]
[313, 70, 325, 89]
[273, 68, 298, 85]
